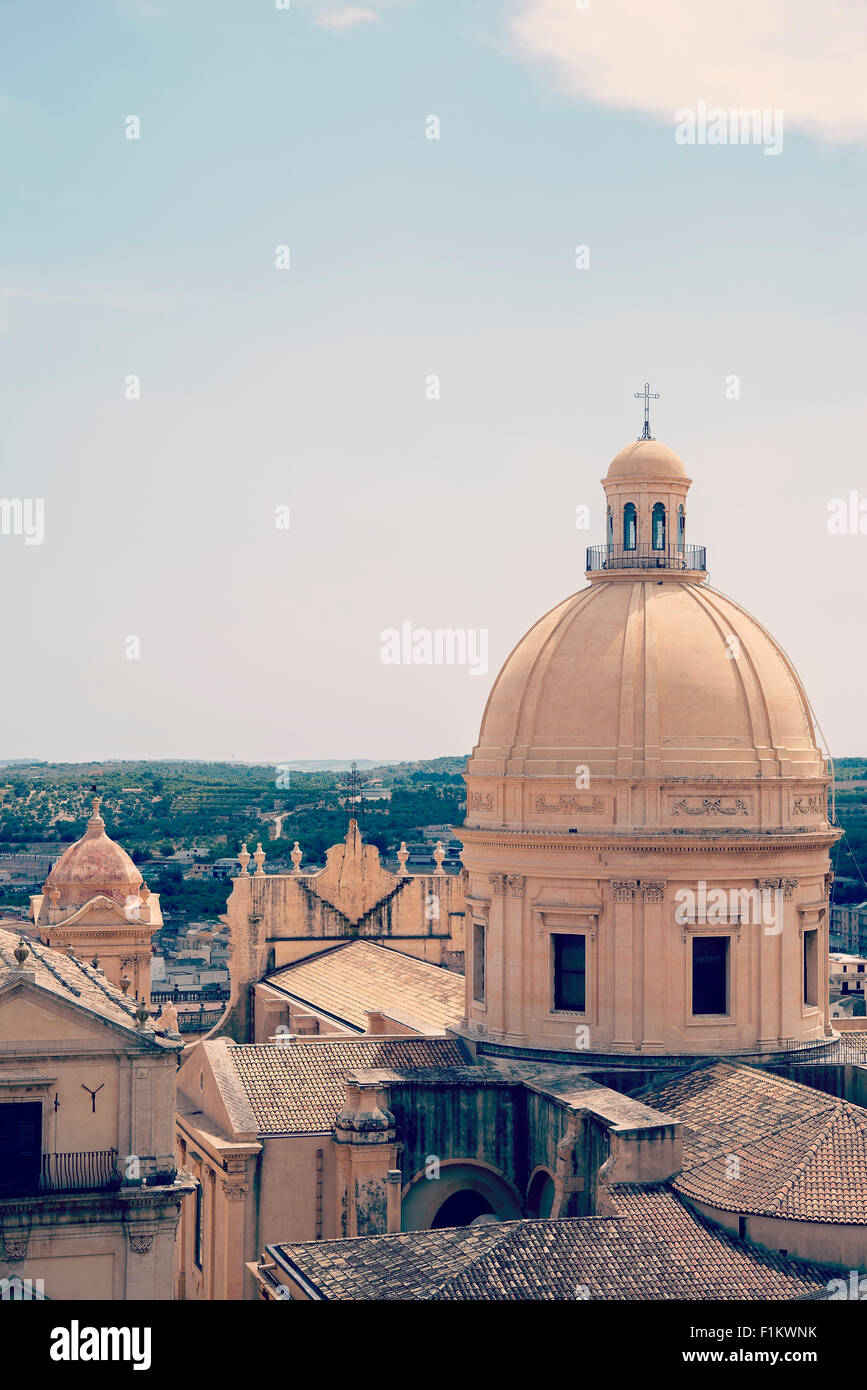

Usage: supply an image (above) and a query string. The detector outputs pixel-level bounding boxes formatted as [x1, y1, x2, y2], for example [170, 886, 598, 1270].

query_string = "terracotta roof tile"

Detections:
[640, 1060, 867, 1223]
[226, 1037, 466, 1133]
[264, 940, 464, 1034]
[266, 1186, 837, 1301]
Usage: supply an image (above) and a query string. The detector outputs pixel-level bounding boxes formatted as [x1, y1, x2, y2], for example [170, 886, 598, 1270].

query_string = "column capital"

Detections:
[611, 879, 638, 903]
[640, 880, 666, 902]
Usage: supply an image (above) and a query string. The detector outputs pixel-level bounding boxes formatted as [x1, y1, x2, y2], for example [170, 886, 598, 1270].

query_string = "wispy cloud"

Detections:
[511, 0, 867, 144]
[314, 6, 381, 29]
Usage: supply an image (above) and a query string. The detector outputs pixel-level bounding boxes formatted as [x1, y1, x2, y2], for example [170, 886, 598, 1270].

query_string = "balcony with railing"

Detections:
[0, 1149, 121, 1199]
[0, 1148, 180, 1200]
[586, 542, 707, 573]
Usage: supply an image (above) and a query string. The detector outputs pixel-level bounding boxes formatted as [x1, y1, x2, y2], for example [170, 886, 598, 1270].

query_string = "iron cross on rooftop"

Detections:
[635, 382, 660, 440]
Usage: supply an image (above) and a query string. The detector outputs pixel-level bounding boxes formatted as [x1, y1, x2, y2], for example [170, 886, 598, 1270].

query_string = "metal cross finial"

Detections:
[634, 382, 660, 440]
[338, 761, 369, 829]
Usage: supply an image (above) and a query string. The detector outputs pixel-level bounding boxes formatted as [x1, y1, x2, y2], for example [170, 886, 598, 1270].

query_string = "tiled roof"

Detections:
[263, 940, 464, 1034]
[265, 1185, 837, 1301]
[0, 927, 176, 1047]
[640, 1060, 867, 1224]
[226, 1037, 466, 1133]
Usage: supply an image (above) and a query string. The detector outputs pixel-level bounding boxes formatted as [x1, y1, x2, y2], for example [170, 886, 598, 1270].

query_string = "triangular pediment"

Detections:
[0, 973, 144, 1048]
[307, 823, 404, 924]
[58, 894, 132, 926]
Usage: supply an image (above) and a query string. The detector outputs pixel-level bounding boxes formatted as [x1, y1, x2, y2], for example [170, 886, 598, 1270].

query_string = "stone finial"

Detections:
[135, 997, 149, 1027]
[14, 937, 29, 968]
[433, 840, 445, 875]
[90, 953, 100, 969]
[290, 841, 303, 875]
[238, 842, 251, 873]
[397, 842, 409, 876]
[120, 972, 131, 995]
[66, 945, 77, 959]
[140, 883, 151, 904]
[49, 886, 60, 906]
[253, 843, 266, 876]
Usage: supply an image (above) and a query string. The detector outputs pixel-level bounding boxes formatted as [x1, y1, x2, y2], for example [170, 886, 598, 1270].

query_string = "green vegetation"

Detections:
[0, 758, 468, 921]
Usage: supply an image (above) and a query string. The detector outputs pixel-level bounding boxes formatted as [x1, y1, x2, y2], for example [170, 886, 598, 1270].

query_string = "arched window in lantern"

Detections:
[652, 502, 666, 551]
[607, 508, 613, 548]
[677, 505, 685, 552]
[623, 502, 637, 551]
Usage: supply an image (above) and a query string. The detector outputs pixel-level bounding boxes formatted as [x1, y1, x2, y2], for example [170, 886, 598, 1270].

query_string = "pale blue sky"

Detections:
[1, 0, 865, 762]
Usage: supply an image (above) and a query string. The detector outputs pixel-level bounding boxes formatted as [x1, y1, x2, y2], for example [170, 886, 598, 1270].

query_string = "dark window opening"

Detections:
[652, 502, 666, 550]
[623, 502, 637, 551]
[553, 933, 586, 1012]
[194, 1180, 204, 1268]
[0, 1102, 42, 1195]
[804, 929, 818, 1006]
[692, 936, 728, 1015]
[472, 922, 486, 1004]
[677, 504, 685, 552]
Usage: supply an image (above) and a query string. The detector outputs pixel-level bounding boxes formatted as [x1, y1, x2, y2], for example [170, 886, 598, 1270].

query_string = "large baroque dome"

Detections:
[470, 580, 823, 788]
[459, 430, 838, 1063]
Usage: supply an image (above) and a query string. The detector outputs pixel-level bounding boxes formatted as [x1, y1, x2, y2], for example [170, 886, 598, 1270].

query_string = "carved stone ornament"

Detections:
[640, 881, 666, 902]
[3, 1238, 27, 1261]
[487, 874, 507, 894]
[128, 1234, 154, 1255]
[792, 795, 823, 815]
[469, 792, 494, 812]
[221, 1182, 249, 1202]
[533, 795, 604, 815]
[671, 797, 750, 816]
[756, 878, 799, 899]
[611, 880, 638, 903]
[507, 875, 526, 898]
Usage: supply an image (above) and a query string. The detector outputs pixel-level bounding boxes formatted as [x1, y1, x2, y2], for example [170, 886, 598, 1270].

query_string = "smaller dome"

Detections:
[46, 798, 142, 908]
[606, 440, 687, 480]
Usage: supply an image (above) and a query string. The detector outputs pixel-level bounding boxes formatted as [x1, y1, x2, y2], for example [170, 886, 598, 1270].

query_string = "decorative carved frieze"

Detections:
[506, 875, 526, 898]
[469, 792, 494, 812]
[487, 874, 507, 895]
[792, 795, 824, 815]
[3, 1238, 27, 1261]
[671, 797, 750, 816]
[128, 1234, 154, 1255]
[533, 795, 604, 815]
[611, 880, 638, 903]
[640, 881, 666, 902]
